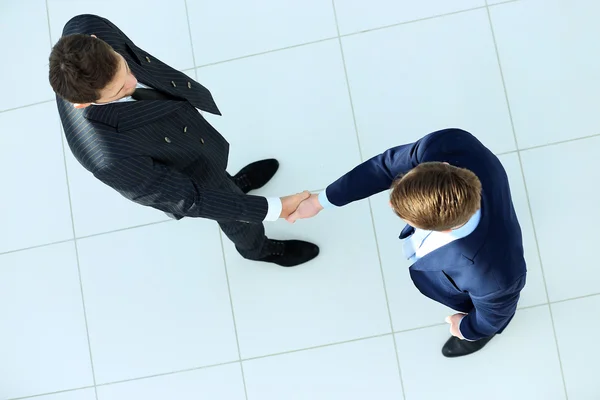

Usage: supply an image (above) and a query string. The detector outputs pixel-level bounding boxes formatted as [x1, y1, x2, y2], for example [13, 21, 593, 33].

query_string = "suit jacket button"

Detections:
[187, 81, 192, 89]
[183, 126, 188, 133]
[145, 56, 151, 63]
[165, 137, 171, 143]
[200, 138, 205, 144]
[171, 81, 177, 87]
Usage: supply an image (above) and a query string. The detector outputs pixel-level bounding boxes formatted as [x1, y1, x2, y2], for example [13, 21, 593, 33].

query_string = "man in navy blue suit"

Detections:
[287, 128, 527, 357]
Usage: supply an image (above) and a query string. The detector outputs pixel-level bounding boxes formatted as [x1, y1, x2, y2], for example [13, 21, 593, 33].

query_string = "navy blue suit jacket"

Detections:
[325, 129, 527, 340]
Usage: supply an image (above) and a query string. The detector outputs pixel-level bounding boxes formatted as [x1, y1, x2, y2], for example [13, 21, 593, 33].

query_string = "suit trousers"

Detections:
[214, 175, 271, 260]
[164, 175, 270, 259]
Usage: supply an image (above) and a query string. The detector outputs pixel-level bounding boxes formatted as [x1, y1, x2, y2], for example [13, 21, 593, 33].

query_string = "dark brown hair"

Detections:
[49, 34, 119, 103]
[390, 162, 481, 231]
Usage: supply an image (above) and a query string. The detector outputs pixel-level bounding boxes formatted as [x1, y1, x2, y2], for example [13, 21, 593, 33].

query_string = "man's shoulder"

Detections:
[62, 14, 110, 36]
[420, 128, 486, 156]
[57, 102, 118, 172]
[61, 15, 135, 51]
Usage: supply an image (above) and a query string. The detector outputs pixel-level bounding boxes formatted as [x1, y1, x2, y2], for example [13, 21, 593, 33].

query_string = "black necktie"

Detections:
[131, 88, 182, 101]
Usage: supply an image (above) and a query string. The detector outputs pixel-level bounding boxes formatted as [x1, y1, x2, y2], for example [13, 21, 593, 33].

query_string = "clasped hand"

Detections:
[279, 192, 323, 223]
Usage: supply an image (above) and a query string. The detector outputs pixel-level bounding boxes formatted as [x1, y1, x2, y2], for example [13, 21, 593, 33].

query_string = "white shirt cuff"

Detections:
[264, 197, 282, 221]
[318, 190, 336, 209]
[458, 315, 476, 342]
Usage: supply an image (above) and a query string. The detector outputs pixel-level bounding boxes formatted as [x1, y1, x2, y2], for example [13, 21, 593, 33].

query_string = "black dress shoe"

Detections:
[232, 159, 279, 194]
[441, 335, 495, 358]
[258, 240, 319, 267]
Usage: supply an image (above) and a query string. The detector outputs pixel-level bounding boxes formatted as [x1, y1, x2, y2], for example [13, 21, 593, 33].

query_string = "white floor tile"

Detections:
[334, 0, 484, 35]
[0, 0, 54, 111]
[552, 295, 600, 400]
[0, 243, 93, 400]
[521, 138, 600, 302]
[342, 9, 515, 160]
[47, 0, 194, 70]
[76, 219, 239, 384]
[32, 389, 97, 400]
[243, 336, 403, 400]
[223, 200, 391, 359]
[396, 306, 565, 400]
[97, 363, 246, 400]
[490, 0, 600, 148]
[197, 40, 360, 196]
[187, 0, 337, 65]
[63, 134, 169, 238]
[0, 104, 73, 253]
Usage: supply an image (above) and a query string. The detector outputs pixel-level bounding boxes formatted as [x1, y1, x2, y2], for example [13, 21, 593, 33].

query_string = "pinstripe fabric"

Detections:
[217, 176, 269, 259]
[55, 14, 269, 224]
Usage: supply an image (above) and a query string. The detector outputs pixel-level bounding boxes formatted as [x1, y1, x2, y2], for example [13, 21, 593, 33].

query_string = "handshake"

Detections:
[278, 191, 323, 223]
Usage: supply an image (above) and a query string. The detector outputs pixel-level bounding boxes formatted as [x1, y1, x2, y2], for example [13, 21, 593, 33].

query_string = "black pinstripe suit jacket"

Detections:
[55, 14, 268, 223]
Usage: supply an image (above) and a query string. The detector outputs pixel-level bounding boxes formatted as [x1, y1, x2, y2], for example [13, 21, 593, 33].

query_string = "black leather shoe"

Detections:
[258, 240, 319, 267]
[441, 335, 495, 358]
[232, 159, 279, 194]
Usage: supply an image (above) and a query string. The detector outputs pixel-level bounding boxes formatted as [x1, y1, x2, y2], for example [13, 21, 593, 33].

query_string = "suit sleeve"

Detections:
[459, 274, 526, 340]
[323, 129, 477, 207]
[95, 156, 268, 223]
[324, 140, 422, 207]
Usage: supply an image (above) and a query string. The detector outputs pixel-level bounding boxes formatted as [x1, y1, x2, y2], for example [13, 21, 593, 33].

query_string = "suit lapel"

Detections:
[119, 44, 221, 116]
[410, 245, 474, 271]
[399, 224, 415, 239]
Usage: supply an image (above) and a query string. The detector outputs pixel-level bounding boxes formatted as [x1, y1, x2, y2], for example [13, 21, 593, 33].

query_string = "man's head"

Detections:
[390, 162, 481, 232]
[49, 34, 138, 108]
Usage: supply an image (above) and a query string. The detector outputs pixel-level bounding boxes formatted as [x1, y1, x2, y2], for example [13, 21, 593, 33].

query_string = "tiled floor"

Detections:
[0, 0, 598, 399]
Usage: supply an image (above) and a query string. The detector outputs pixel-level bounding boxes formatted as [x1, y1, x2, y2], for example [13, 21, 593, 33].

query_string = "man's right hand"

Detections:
[279, 191, 311, 219]
[286, 193, 324, 223]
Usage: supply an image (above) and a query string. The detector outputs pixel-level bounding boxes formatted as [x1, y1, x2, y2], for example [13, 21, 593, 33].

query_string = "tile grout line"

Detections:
[485, 6, 569, 399]
[0, 220, 173, 257]
[0, 238, 74, 257]
[45, 0, 102, 397]
[183, 0, 198, 73]
[195, 36, 339, 69]
[338, 4, 487, 39]
[93, 359, 241, 389]
[241, 332, 395, 363]
[517, 132, 600, 153]
[551, 292, 600, 305]
[76, 219, 174, 240]
[330, 0, 407, 399]
[7, 386, 96, 400]
[0, 99, 55, 114]
[216, 229, 249, 400]
[44, 0, 53, 48]
[58, 125, 100, 399]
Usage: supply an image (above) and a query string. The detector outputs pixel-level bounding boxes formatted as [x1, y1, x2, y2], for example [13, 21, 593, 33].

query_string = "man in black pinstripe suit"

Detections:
[48, 14, 319, 267]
